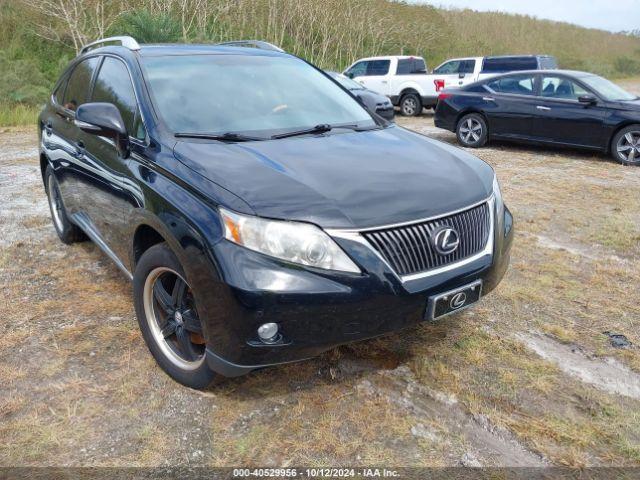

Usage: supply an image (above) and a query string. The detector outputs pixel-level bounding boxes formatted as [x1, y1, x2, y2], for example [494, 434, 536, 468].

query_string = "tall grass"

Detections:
[0, 0, 639, 122]
[0, 104, 41, 127]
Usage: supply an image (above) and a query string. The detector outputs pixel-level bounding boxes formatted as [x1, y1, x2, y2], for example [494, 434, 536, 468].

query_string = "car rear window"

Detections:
[481, 56, 538, 73]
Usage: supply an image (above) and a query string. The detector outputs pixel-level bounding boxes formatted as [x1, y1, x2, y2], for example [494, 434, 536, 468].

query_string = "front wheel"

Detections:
[456, 113, 488, 148]
[611, 125, 640, 166]
[133, 243, 219, 389]
[399, 93, 422, 117]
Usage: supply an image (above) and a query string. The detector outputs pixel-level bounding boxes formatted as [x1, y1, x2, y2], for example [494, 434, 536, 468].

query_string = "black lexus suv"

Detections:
[39, 37, 513, 389]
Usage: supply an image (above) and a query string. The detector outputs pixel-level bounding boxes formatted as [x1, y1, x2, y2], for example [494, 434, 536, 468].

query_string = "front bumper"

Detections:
[197, 204, 514, 377]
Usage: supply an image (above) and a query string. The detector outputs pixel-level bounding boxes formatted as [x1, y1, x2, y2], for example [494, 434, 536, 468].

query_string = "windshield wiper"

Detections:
[271, 123, 377, 140]
[175, 132, 266, 142]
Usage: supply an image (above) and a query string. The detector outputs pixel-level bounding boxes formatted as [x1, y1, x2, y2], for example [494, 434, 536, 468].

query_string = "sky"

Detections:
[413, 0, 640, 33]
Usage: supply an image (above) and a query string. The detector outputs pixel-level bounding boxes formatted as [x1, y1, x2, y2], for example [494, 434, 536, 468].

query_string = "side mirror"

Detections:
[344, 71, 354, 79]
[75, 102, 130, 157]
[578, 95, 597, 105]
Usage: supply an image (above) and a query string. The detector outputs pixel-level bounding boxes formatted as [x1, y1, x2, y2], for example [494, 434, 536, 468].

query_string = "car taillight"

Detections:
[438, 92, 453, 101]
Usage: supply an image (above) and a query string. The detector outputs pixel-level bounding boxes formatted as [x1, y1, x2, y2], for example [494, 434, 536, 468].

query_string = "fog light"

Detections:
[257, 323, 279, 343]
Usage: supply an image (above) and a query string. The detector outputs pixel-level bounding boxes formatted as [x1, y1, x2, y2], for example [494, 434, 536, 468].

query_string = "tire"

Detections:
[133, 242, 219, 389]
[399, 93, 422, 117]
[456, 113, 488, 148]
[611, 125, 640, 166]
[44, 165, 85, 244]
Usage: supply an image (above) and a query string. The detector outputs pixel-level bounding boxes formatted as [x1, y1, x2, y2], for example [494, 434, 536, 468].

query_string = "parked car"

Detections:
[343, 54, 556, 117]
[326, 71, 394, 120]
[39, 36, 513, 389]
[434, 69, 640, 165]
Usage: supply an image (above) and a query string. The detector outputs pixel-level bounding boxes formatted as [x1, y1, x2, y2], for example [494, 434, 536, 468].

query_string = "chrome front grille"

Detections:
[361, 202, 491, 277]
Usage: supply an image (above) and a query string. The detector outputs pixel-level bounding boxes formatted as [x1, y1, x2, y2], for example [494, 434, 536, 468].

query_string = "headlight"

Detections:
[220, 208, 360, 273]
[492, 173, 503, 211]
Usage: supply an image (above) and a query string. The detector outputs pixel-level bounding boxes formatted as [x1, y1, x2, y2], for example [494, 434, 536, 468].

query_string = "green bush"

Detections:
[613, 56, 640, 77]
[0, 52, 50, 106]
[111, 9, 182, 43]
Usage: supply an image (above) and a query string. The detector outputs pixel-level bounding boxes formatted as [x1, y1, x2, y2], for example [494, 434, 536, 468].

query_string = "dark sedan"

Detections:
[327, 71, 395, 120]
[435, 70, 640, 165]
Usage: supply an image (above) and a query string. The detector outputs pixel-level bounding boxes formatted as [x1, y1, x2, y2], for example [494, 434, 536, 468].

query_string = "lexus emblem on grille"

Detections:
[432, 227, 460, 255]
[450, 292, 467, 309]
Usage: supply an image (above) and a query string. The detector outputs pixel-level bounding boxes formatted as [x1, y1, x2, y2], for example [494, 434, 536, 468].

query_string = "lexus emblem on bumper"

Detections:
[432, 227, 460, 255]
[450, 292, 467, 309]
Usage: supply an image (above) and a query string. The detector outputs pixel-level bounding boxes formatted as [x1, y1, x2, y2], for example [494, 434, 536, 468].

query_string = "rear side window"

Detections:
[92, 57, 145, 140]
[487, 74, 536, 95]
[397, 58, 426, 75]
[62, 57, 99, 111]
[482, 57, 538, 73]
[366, 60, 390, 76]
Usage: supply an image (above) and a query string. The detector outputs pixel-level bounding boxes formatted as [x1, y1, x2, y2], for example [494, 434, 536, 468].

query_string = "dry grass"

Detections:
[1, 108, 640, 467]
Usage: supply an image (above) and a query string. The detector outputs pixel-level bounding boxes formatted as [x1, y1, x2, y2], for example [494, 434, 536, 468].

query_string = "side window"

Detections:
[63, 57, 100, 111]
[460, 60, 476, 74]
[487, 74, 536, 96]
[53, 78, 67, 105]
[346, 61, 367, 78]
[91, 57, 145, 140]
[434, 61, 460, 75]
[483, 57, 537, 73]
[366, 60, 390, 76]
[541, 76, 589, 100]
[397, 58, 426, 75]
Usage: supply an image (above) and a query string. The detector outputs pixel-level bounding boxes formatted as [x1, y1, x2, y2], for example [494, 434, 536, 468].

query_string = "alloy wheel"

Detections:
[143, 267, 206, 370]
[459, 118, 483, 144]
[47, 174, 64, 232]
[402, 97, 418, 116]
[616, 131, 640, 164]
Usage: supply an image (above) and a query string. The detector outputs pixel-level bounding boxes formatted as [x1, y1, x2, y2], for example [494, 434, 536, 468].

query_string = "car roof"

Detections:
[81, 43, 290, 58]
[483, 54, 555, 59]
[352, 55, 423, 62]
[484, 69, 594, 78]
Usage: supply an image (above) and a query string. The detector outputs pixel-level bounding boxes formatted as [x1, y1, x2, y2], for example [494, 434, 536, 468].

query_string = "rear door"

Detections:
[43, 57, 101, 215]
[483, 73, 540, 138]
[531, 74, 607, 147]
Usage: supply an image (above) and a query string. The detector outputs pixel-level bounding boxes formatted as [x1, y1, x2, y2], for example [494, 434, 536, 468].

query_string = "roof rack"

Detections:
[215, 40, 284, 53]
[80, 36, 141, 55]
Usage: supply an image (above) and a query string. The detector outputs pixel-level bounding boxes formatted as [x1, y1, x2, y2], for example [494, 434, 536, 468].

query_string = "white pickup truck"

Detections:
[344, 54, 557, 116]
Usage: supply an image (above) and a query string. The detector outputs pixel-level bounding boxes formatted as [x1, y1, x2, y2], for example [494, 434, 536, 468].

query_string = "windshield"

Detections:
[142, 54, 376, 135]
[329, 73, 364, 90]
[580, 75, 637, 101]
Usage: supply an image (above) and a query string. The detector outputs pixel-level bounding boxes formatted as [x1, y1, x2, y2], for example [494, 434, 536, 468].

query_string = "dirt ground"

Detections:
[1, 82, 640, 467]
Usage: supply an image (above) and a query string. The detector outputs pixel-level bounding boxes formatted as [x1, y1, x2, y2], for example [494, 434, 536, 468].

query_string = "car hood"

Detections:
[173, 126, 494, 229]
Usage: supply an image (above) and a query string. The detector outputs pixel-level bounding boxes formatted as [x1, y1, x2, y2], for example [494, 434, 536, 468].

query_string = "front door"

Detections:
[346, 59, 391, 95]
[79, 55, 147, 262]
[531, 75, 607, 148]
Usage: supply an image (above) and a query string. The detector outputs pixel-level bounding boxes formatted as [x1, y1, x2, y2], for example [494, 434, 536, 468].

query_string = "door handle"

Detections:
[45, 121, 53, 136]
[536, 106, 551, 111]
[482, 97, 496, 102]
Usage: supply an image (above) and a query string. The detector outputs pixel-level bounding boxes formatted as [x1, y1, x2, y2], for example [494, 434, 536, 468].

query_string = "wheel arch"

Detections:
[455, 109, 489, 132]
[606, 121, 640, 154]
[133, 224, 167, 267]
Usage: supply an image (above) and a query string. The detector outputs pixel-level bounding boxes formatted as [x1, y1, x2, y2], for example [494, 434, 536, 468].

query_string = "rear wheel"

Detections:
[400, 93, 422, 117]
[134, 243, 219, 389]
[44, 165, 85, 244]
[612, 125, 640, 166]
[456, 113, 488, 148]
